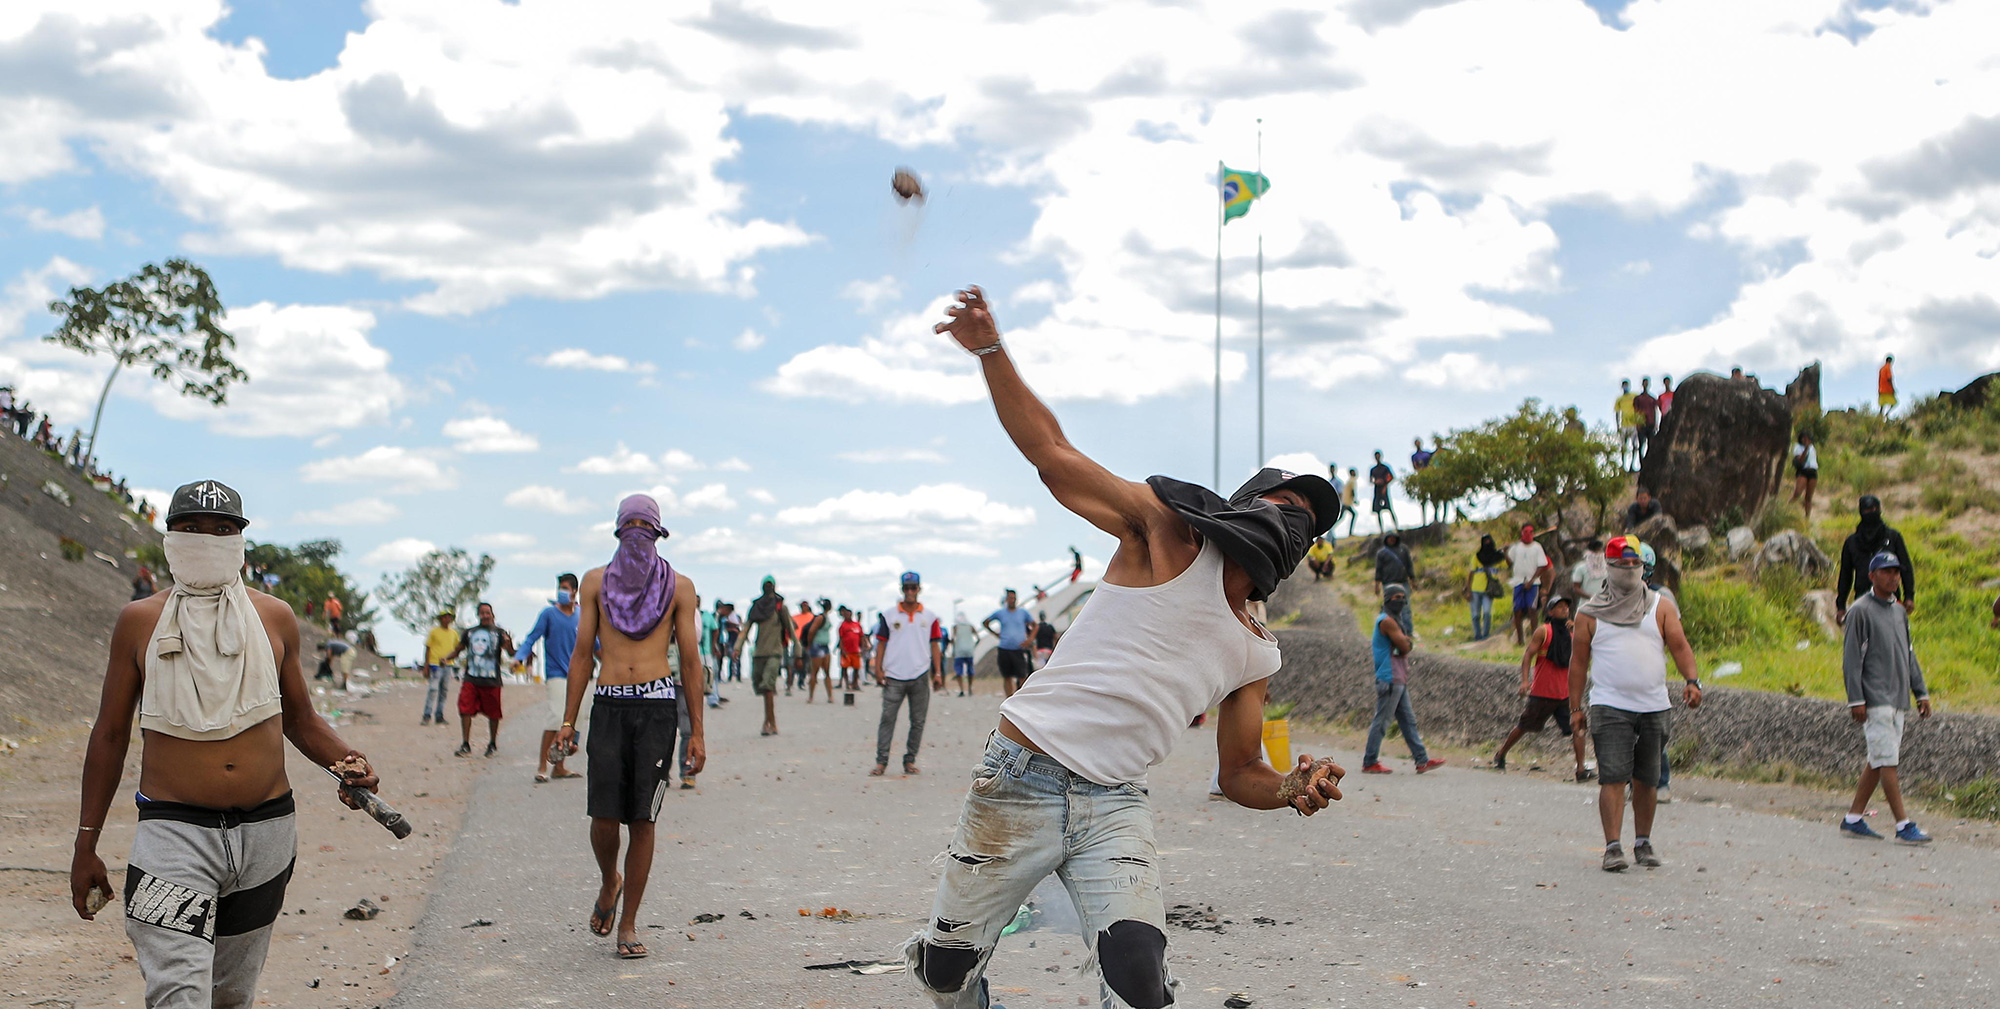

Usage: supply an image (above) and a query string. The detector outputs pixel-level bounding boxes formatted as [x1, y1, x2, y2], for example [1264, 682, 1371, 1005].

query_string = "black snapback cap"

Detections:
[165, 479, 248, 528]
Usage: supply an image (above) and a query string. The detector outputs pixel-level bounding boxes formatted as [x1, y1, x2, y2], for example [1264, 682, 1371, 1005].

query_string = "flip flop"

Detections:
[551, 769, 583, 779]
[904, 764, 921, 775]
[869, 764, 886, 777]
[617, 941, 649, 959]
[534, 773, 550, 784]
[590, 885, 622, 937]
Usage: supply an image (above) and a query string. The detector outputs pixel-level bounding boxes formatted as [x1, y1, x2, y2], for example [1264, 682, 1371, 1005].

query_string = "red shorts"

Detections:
[458, 680, 503, 719]
[839, 651, 861, 669]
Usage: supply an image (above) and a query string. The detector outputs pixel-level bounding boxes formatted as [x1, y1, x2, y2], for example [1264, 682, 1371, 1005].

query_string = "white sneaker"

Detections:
[1656, 788, 1673, 804]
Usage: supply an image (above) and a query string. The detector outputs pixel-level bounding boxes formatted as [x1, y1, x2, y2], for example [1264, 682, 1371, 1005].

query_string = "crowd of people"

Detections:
[1, 384, 159, 523]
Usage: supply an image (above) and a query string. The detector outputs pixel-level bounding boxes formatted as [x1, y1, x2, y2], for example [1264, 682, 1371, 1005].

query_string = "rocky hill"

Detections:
[0, 432, 163, 739]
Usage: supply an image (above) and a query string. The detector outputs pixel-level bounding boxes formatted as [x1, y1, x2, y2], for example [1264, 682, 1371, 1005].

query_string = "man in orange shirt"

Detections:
[325, 593, 344, 635]
[1878, 354, 1897, 418]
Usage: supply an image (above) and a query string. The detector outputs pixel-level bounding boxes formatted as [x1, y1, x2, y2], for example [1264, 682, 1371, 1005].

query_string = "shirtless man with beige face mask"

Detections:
[70, 479, 380, 1009]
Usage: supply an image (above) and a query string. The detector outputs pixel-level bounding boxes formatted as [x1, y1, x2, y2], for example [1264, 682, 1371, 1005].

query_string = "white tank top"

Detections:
[999, 538, 1282, 785]
[1587, 591, 1671, 713]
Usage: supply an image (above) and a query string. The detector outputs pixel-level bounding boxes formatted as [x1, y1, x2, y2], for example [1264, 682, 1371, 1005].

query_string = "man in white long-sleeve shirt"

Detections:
[905, 286, 1346, 1009]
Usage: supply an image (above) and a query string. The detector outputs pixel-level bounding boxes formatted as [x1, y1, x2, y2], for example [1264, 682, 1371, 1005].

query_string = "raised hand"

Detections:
[934, 286, 1000, 352]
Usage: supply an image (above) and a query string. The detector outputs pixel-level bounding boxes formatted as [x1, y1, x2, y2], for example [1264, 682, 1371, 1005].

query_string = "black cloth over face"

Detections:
[1146, 475, 1317, 601]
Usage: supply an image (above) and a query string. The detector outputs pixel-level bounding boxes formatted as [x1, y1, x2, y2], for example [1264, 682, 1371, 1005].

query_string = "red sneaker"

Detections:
[1415, 758, 1446, 774]
[1361, 763, 1393, 774]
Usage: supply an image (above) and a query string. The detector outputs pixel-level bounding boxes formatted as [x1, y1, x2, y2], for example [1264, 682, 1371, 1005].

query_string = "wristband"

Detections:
[1685, 679, 1701, 690]
[77, 824, 102, 832]
[561, 721, 574, 729]
[968, 342, 1004, 357]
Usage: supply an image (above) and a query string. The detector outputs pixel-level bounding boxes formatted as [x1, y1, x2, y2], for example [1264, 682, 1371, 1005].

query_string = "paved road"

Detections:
[389, 679, 2000, 1008]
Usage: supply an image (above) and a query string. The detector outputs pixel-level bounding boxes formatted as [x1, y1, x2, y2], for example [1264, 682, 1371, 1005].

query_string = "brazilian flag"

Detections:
[1221, 166, 1270, 223]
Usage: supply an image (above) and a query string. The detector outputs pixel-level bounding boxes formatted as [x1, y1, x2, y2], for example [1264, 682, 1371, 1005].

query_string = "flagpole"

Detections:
[1213, 158, 1223, 491]
[1255, 119, 1264, 469]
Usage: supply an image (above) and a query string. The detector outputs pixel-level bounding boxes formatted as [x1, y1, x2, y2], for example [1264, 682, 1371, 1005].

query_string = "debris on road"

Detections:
[460, 918, 494, 928]
[739, 910, 758, 919]
[690, 912, 725, 924]
[1224, 994, 1254, 1008]
[803, 959, 906, 975]
[307, 978, 321, 989]
[343, 898, 380, 921]
[1166, 903, 1225, 933]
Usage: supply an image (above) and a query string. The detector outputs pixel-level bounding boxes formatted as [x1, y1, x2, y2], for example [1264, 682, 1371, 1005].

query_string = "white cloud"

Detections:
[714, 457, 751, 472]
[746, 488, 776, 504]
[677, 525, 905, 586]
[290, 497, 400, 526]
[533, 348, 656, 374]
[16, 205, 105, 239]
[504, 484, 593, 515]
[1404, 352, 1529, 391]
[841, 274, 903, 312]
[620, 482, 738, 517]
[300, 445, 457, 492]
[443, 415, 538, 453]
[0, 257, 98, 423]
[363, 536, 437, 567]
[469, 532, 536, 549]
[733, 328, 766, 351]
[660, 449, 704, 472]
[838, 447, 948, 464]
[507, 548, 588, 567]
[1263, 452, 1327, 478]
[146, 303, 406, 438]
[775, 483, 1035, 545]
[568, 442, 661, 475]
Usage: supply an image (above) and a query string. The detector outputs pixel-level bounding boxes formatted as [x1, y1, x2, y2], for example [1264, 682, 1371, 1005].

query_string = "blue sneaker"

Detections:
[1839, 817, 1883, 839]
[1895, 821, 1933, 845]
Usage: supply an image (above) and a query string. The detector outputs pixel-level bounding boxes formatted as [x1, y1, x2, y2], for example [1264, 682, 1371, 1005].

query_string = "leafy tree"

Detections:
[1404, 399, 1625, 533]
[376, 548, 497, 636]
[44, 259, 244, 462]
[243, 539, 376, 630]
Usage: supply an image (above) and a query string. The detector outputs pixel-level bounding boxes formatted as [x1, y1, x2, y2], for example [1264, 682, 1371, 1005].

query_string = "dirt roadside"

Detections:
[0, 675, 515, 1009]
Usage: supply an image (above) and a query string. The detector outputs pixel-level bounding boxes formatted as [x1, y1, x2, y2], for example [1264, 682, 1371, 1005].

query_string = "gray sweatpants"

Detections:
[877, 676, 932, 767]
[124, 794, 297, 1009]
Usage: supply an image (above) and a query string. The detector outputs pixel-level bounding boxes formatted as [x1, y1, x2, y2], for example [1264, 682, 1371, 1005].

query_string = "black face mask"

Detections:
[1146, 476, 1316, 601]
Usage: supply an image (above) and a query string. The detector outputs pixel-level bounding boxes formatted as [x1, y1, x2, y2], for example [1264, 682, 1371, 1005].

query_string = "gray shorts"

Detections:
[1589, 705, 1668, 786]
[124, 792, 297, 1009]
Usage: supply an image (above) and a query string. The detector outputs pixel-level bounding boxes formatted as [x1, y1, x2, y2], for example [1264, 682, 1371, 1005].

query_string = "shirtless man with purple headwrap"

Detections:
[555, 493, 706, 959]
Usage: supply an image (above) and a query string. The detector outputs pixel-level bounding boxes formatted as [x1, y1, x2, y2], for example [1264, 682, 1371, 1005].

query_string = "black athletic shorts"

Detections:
[586, 696, 679, 824]
[1516, 695, 1572, 736]
[996, 647, 1032, 681]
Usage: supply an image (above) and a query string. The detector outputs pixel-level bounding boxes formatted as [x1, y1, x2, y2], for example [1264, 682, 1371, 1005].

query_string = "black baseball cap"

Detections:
[1229, 467, 1342, 537]
[165, 479, 248, 528]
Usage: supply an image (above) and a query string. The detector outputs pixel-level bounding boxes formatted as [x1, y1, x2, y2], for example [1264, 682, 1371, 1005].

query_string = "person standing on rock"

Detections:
[1878, 354, 1897, 417]
[1835, 495, 1914, 625]
[871, 571, 944, 776]
[517, 573, 581, 784]
[421, 610, 458, 726]
[555, 493, 706, 959]
[1506, 523, 1551, 646]
[1490, 596, 1589, 780]
[1362, 583, 1445, 775]
[1570, 536, 1703, 872]
[1409, 437, 1434, 522]
[1633, 378, 1659, 464]
[1614, 379, 1638, 470]
[71, 479, 381, 1008]
[1369, 450, 1400, 532]
[1789, 431, 1819, 522]
[908, 285, 1347, 1009]
[1838, 552, 1933, 844]
[447, 603, 511, 757]
[743, 576, 793, 735]
[1346, 466, 1362, 536]
[1659, 375, 1675, 416]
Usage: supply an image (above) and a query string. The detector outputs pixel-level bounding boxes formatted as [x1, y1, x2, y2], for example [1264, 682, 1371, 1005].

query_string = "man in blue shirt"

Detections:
[983, 589, 1038, 698]
[518, 573, 582, 783]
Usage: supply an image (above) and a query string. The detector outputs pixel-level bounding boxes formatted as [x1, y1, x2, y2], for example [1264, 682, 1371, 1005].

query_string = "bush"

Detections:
[1677, 579, 1803, 651]
[1752, 499, 1805, 540]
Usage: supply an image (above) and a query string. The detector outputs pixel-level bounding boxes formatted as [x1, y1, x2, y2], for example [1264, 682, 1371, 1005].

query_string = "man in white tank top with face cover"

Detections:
[908, 287, 1346, 1009]
[1570, 535, 1704, 873]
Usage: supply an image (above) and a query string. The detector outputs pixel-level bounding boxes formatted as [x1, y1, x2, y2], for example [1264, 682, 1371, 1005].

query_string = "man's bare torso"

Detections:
[580, 568, 691, 686]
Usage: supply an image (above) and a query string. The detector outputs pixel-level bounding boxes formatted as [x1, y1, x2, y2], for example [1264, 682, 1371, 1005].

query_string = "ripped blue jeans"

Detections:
[905, 732, 1178, 1009]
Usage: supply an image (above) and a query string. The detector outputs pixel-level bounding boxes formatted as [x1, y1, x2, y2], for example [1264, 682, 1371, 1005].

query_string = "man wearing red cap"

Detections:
[910, 286, 1347, 1009]
[1571, 536, 1702, 872]
[1506, 523, 1551, 646]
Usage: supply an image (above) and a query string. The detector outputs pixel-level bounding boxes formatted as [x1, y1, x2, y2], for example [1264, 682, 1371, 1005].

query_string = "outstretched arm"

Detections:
[936, 286, 1164, 543]
[1217, 679, 1342, 814]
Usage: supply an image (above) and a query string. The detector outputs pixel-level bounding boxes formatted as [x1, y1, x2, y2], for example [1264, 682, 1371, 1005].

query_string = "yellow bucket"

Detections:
[1261, 719, 1291, 769]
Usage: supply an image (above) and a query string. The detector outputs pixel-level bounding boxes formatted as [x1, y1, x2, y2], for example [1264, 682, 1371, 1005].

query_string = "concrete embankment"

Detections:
[1266, 576, 2000, 788]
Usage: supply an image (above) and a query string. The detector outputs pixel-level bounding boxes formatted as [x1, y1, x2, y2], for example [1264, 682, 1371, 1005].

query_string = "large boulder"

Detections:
[1785, 363, 1821, 416]
[1637, 372, 1792, 529]
[1949, 372, 2000, 411]
[1677, 526, 1713, 555]
[1752, 529, 1832, 579]
[1631, 513, 1679, 562]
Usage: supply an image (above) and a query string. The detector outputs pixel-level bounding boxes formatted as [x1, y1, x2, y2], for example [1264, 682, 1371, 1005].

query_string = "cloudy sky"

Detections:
[4, 0, 1997, 657]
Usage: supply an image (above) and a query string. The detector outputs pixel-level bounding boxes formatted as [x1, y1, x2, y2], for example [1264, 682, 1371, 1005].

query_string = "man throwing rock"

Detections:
[555, 494, 706, 959]
[71, 480, 381, 1008]
[907, 286, 1346, 1009]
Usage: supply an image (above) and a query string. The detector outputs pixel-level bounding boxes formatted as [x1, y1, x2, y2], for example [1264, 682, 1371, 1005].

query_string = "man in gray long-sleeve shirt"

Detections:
[1838, 551, 1933, 844]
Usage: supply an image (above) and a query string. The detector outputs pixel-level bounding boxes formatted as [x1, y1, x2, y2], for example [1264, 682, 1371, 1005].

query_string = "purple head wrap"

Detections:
[602, 494, 674, 639]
